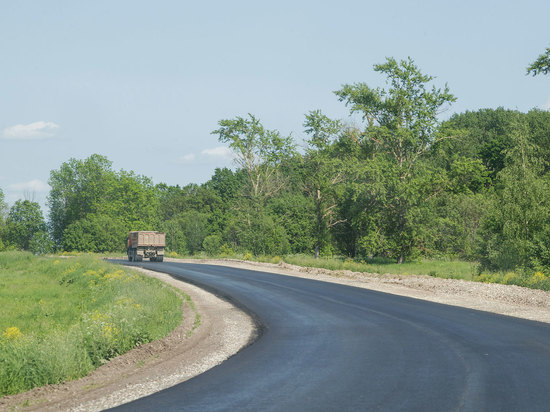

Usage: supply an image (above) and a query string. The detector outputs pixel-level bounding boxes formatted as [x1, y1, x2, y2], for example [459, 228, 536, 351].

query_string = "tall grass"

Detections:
[281, 254, 477, 280]
[268, 254, 549, 290]
[0, 252, 183, 397]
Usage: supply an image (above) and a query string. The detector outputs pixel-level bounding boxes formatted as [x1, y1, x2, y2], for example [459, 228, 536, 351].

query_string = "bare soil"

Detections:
[2, 258, 549, 411]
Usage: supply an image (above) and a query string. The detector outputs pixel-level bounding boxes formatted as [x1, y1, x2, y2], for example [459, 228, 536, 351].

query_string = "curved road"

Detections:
[111, 261, 550, 411]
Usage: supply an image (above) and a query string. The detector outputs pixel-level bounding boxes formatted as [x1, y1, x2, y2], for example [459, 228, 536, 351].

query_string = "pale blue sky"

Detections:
[1, 0, 548, 209]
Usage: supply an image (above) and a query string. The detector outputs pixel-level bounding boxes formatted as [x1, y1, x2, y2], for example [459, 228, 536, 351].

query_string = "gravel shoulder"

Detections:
[2, 258, 549, 411]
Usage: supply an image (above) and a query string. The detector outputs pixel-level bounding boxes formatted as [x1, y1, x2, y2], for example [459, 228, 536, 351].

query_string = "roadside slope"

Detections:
[0, 268, 255, 411]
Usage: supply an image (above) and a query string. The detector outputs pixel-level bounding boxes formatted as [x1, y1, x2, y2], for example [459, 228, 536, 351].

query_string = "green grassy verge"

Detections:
[279, 255, 477, 280]
[280, 255, 550, 291]
[0, 252, 183, 397]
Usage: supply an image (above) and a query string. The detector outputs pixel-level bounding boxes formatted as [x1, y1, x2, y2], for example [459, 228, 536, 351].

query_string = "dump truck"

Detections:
[127, 231, 165, 262]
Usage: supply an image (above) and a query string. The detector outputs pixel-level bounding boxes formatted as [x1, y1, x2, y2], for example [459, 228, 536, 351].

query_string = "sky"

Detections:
[1, 0, 549, 212]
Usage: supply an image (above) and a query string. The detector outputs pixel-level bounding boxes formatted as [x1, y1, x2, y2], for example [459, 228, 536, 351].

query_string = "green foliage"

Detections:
[203, 234, 222, 256]
[283, 254, 476, 280]
[0, 252, 182, 396]
[205, 167, 245, 204]
[479, 119, 550, 272]
[335, 57, 456, 263]
[48, 154, 159, 251]
[443, 108, 522, 178]
[48, 154, 115, 246]
[303, 110, 346, 258]
[448, 157, 490, 194]
[430, 193, 490, 260]
[335, 57, 455, 166]
[267, 193, 315, 254]
[5, 200, 48, 251]
[476, 270, 550, 291]
[181, 211, 209, 254]
[28, 231, 54, 255]
[212, 114, 296, 199]
[28, 57, 550, 277]
[526, 47, 550, 76]
[63, 214, 126, 253]
[224, 210, 290, 256]
[162, 218, 188, 255]
[0, 188, 6, 222]
[160, 211, 209, 255]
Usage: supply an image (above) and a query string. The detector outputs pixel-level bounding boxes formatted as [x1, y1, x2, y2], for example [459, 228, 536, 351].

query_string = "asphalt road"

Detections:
[111, 261, 550, 411]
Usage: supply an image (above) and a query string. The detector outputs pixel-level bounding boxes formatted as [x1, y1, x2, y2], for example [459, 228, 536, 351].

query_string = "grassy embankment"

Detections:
[280, 255, 550, 291]
[0, 252, 183, 397]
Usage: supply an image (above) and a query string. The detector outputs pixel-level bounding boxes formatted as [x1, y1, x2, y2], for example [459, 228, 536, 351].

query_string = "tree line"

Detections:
[1, 56, 549, 275]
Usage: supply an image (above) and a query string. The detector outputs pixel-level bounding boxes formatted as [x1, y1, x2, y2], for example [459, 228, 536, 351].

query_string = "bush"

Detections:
[63, 214, 126, 253]
[29, 231, 53, 255]
[224, 211, 290, 256]
[203, 234, 222, 256]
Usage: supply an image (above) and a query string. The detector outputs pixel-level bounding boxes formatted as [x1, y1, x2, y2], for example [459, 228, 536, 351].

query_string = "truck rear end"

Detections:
[127, 231, 166, 262]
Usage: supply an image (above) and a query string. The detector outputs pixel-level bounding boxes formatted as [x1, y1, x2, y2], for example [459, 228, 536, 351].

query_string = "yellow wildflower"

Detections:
[2, 326, 22, 340]
[102, 322, 120, 338]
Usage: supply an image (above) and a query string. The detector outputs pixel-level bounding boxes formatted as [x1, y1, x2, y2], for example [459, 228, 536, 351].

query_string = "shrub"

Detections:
[203, 234, 222, 256]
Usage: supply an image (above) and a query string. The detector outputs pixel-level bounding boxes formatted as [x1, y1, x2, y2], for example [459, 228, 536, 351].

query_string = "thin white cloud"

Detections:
[542, 96, 550, 111]
[8, 179, 50, 193]
[2, 121, 59, 140]
[201, 146, 233, 159]
[178, 153, 196, 163]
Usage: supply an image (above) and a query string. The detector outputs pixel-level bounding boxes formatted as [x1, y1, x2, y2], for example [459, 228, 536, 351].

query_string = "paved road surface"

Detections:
[110, 261, 550, 411]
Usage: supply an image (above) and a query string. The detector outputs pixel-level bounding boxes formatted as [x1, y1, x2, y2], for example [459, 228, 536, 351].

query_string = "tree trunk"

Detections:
[397, 251, 405, 264]
[315, 245, 320, 259]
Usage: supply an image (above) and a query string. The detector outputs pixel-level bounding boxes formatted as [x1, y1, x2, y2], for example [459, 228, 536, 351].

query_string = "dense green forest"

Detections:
[1, 57, 549, 277]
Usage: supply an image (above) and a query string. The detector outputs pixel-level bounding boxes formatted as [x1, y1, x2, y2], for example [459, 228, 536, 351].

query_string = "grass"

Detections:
[0, 251, 183, 397]
[262, 254, 476, 280]
[277, 255, 549, 290]
[165, 250, 476, 280]
[175, 250, 550, 291]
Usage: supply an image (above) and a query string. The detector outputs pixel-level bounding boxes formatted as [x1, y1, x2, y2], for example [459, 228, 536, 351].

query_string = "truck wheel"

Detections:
[157, 256, 164, 262]
[150, 257, 156, 262]
[128, 255, 133, 262]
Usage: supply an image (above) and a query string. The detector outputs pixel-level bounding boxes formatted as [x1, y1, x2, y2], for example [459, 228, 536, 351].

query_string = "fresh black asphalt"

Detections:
[110, 261, 550, 411]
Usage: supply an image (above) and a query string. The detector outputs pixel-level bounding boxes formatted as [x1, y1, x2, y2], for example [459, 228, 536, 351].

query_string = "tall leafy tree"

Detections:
[442, 108, 524, 179]
[303, 110, 346, 258]
[0, 188, 6, 250]
[5, 200, 47, 250]
[48, 154, 116, 247]
[0, 188, 6, 222]
[480, 117, 550, 272]
[335, 57, 456, 262]
[212, 114, 296, 201]
[63, 214, 126, 253]
[48, 154, 159, 251]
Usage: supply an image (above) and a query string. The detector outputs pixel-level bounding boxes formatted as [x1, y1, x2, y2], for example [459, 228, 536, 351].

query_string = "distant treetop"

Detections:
[527, 47, 550, 76]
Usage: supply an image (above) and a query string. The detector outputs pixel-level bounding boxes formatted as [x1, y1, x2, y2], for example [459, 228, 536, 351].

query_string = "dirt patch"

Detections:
[0, 268, 256, 411]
